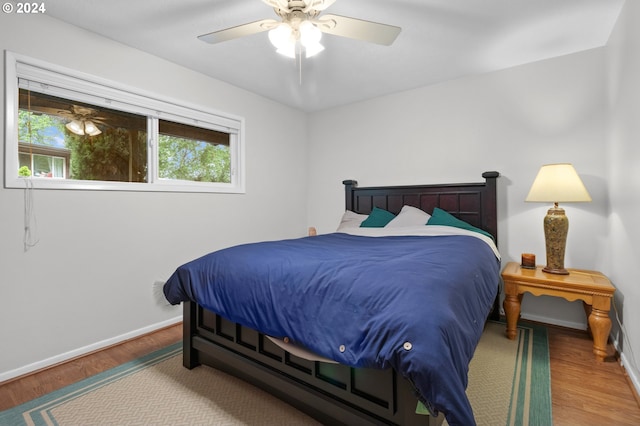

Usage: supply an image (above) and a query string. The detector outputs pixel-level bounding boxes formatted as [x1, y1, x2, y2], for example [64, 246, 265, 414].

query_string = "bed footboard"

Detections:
[183, 301, 443, 426]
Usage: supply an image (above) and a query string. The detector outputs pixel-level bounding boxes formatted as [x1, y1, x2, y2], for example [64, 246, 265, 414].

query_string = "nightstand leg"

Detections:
[503, 293, 521, 340]
[588, 307, 611, 362]
[582, 302, 592, 333]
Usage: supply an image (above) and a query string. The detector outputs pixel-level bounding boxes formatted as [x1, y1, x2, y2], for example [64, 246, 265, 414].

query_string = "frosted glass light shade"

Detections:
[83, 120, 102, 136]
[304, 41, 324, 58]
[66, 120, 85, 135]
[525, 163, 592, 203]
[300, 21, 321, 46]
[300, 21, 324, 58]
[268, 24, 293, 50]
[276, 44, 296, 58]
[66, 119, 101, 136]
[269, 20, 324, 58]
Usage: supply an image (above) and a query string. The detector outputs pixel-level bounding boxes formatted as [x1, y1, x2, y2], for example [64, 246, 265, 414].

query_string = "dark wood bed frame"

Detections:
[183, 171, 500, 426]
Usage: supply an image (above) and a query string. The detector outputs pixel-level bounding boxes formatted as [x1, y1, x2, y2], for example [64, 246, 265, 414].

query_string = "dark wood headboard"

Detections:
[343, 171, 500, 242]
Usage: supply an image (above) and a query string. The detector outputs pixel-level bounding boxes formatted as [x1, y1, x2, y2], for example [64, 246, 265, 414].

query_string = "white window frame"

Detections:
[4, 51, 245, 193]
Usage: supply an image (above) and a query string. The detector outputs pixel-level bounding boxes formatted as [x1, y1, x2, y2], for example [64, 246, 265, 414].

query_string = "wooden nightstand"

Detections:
[502, 261, 615, 361]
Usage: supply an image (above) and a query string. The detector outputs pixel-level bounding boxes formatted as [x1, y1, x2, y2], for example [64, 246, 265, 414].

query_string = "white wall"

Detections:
[307, 48, 609, 329]
[0, 14, 308, 380]
[605, 0, 640, 393]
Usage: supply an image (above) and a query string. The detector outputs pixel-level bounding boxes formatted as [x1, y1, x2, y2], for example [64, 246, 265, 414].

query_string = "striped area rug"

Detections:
[0, 321, 551, 426]
[461, 321, 552, 426]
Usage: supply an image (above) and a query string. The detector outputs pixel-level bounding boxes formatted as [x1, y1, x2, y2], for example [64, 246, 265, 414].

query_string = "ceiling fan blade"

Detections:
[304, 0, 337, 12]
[316, 14, 401, 46]
[30, 106, 71, 116]
[198, 19, 278, 44]
[262, 0, 290, 11]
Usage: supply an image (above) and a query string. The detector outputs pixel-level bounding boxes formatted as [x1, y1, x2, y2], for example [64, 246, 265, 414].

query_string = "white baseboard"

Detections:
[612, 337, 640, 398]
[620, 352, 640, 397]
[0, 316, 182, 384]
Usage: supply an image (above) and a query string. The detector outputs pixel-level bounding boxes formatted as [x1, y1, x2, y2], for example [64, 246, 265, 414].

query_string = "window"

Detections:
[19, 89, 148, 182]
[5, 52, 245, 193]
[158, 120, 230, 183]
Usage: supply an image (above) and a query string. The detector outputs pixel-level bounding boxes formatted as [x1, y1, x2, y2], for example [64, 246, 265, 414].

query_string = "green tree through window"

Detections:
[158, 119, 231, 183]
[159, 135, 230, 183]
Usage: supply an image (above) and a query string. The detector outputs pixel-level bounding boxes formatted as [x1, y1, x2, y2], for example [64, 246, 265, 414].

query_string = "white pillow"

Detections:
[385, 205, 431, 228]
[336, 210, 368, 231]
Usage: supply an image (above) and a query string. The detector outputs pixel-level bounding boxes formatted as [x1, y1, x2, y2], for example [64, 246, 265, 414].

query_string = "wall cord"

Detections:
[612, 296, 638, 373]
[23, 178, 40, 252]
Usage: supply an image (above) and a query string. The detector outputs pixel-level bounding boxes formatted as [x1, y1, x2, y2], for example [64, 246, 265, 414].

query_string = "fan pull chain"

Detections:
[298, 44, 303, 85]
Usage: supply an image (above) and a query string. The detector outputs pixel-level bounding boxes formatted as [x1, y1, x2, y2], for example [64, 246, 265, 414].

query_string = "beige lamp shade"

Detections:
[526, 163, 592, 203]
[525, 163, 591, 275]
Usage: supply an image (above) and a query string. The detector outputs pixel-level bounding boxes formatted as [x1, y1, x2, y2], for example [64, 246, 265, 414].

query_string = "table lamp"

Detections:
[525, 163, 592, 274]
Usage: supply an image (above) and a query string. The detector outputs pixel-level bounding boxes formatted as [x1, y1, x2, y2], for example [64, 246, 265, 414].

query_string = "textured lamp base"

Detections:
[542, 266, 569, 275]
[543, 204, 569, 275]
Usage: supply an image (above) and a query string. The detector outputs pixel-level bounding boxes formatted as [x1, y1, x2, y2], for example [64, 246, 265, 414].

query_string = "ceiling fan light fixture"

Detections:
[276, 44, 296, 58]
[299, 20, 321, 45]
[304, 41, 324, 58]
[268, 23, 293, 50]
[66, 119, 102, 136]
[84, 120, 102, 136]
[299, 20, 324, 57]
[66, 120, 85, 136]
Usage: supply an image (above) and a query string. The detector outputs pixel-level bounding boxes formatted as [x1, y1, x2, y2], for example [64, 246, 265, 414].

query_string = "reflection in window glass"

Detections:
[33, 154, 64, 178]
[18, 89, 148, 182]
[19, 145, 68, 178]
[158, 120, 231, 183]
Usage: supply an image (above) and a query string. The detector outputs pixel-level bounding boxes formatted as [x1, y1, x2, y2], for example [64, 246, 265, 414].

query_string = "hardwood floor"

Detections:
[546, 322, 640, 425]
[0, 323, 182, 411]
[1, 321, 639, 425]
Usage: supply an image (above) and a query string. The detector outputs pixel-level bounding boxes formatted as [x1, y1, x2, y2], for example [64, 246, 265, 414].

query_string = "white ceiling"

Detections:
[45, 0, 625, 112]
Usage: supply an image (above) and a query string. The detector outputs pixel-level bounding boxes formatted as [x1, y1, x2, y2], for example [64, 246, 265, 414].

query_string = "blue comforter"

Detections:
[163, 232, 500, 425]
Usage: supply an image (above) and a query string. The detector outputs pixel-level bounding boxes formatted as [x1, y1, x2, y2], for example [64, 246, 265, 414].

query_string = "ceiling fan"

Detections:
[58, 105, 107, 136]
[21, 88, 110, 136]
[198, 0, 401, 58]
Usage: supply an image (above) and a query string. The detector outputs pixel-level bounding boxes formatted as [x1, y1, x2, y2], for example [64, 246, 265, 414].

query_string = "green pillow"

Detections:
[426, 207, 494, 240]
[360, 207, 396, 228]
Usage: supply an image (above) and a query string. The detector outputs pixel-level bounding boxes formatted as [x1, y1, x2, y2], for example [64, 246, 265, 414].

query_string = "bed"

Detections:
[163, 171, 500, 426]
